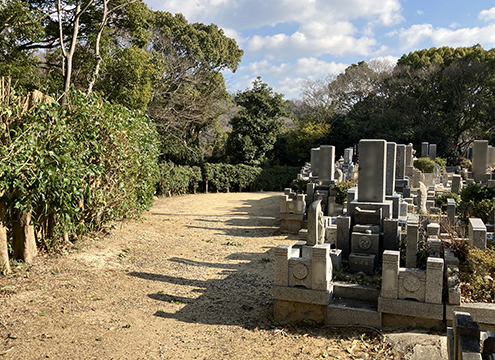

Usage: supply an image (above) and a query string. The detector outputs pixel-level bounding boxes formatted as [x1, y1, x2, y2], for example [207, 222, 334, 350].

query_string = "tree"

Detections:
[286, 119, 332, 163]
[226, 77, 289, 165]
[147, 12, 243, 164]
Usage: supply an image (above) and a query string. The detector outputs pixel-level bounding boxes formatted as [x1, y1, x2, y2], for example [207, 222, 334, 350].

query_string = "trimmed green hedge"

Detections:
[157, 162, 300, 196]
[156, 162, 202, 196]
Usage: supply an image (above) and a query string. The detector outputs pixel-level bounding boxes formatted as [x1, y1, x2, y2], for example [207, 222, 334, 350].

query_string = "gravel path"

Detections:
[0, 192, 415, 359]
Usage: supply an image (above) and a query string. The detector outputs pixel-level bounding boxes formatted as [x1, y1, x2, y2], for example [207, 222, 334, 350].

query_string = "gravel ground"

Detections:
[0, 192, 415, 359]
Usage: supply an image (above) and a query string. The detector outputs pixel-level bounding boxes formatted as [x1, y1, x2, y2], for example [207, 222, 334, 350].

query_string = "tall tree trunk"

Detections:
[58, 0, 94, 106]
[13, 210, 37, 263]
[0, 202, 10, 274]
[88, 0, 136, 95]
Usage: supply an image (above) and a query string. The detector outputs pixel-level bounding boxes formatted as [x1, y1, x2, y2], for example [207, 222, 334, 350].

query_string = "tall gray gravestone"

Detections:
[386, 142, 397, 196]
[358, 139, 387, 203]
[396, 144, 406, 180]
[473, 140, 488, 183]
[429, 144, 437, 161]
[421, 142, 429, 158]
[319, 145, 335, 183]
[311, 148, 320, 177]
[344, 148, 353, 164]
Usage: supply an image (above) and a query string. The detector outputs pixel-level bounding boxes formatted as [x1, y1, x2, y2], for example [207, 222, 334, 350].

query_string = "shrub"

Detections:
[460, 247, 495, 302]
[0, 89, 160, 249]
[413, 158, 437, 173]
[252, 165, 300, 192]
[332, 181, 356, 205]
[435, 192, 461, 211]
[291, 178, 310, 194]
[156, 162, 203, 196]
[460, 183, 495, 222]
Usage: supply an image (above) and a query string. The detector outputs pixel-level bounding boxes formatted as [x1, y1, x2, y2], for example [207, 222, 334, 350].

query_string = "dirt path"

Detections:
[0, 192, 426, 359]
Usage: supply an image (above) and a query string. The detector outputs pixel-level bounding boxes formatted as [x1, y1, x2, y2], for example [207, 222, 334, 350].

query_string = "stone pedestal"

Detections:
[468, 218, 487, 250]
[425, 257, 444, 304]
[383, 218, 400, 250]
[406, 220, 419, 268]
[336, 216, 351, 258]
[381, 250, 400, 299]
[275, 245, 292, 286]
[451, 174, 462, 194]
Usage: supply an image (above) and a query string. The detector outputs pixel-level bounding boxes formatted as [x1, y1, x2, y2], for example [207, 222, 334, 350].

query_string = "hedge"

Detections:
[157, 163, 300, 196]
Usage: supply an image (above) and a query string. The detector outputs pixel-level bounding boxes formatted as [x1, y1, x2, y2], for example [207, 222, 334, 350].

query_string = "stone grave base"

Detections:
[382, 313, 444, 331]
[446, 303, 495, 331]
[280, 213, 304, 233]
[274, 299, 327, 325]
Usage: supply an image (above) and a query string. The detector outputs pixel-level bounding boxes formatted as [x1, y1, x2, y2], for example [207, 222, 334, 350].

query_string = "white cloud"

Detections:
[479, 7, 495, 21]
[398, 23, 495, 50]
[221, 28, 248, 45]
[277, 77, 306, 98]
[294, 58, 348, 77]
[247, 21, 379, 58]
[230, 57, 348, 98]
[145, 0, 403, 30]
[417, 10, 423, 15]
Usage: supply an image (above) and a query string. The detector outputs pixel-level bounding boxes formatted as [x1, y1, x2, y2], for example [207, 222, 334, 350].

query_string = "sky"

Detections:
[142, 0, 495, 99]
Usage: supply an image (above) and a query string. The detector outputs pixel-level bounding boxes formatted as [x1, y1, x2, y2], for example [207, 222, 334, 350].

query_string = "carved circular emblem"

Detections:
[403, 274, 421, 292]
[292, 263, 309, 280]
[359, 236, 372, 250]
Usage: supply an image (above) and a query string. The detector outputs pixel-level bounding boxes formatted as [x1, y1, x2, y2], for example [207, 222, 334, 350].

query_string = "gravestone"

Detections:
[421, 142, 429, 158]
[396, 144, 406, 180]
[451, 174, 462, 194]
[386, 142, 397, 196]
[344, 148, 353, 164]
[473, 140, 488, 183]
[447, 198, 456, 225]
[336, 216, 351, 258]
[429, 144, 437, 161]
[406, 216, 419, 268]
[358, 139, 387, 203]
[311, 148, 320, 177]
[319, 145, 335, 183]
[468, 218, 487, 250]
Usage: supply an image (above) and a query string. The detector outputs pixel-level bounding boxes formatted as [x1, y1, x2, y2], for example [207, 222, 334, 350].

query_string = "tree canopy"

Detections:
[227, 77, 289, 166]
[288, 45, 495, 164]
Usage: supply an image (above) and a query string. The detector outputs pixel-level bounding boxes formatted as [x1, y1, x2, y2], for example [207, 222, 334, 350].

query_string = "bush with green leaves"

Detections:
[460, 247, 495, 302]
[252, 166, 300, 192]
[332, 181, 356, 205]
[0, 89, 160, 249]
[435, 192, 461, 211]
[291, 178, 310, 194]
[413, 158, 437, 173]
[203, 163, 263, 193]
[459, 183, 495, 223]
[156, 162, 202, 196]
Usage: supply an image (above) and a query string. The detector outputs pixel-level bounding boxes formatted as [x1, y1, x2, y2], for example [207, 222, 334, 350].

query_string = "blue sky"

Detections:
[143, 0, 495, 99]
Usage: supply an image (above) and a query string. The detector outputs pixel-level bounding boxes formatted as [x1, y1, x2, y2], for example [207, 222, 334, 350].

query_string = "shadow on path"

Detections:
[128, 249, 274, 329]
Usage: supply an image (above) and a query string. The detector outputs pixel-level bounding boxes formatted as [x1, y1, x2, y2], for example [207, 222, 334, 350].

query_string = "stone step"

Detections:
[326, 298, 381, 329]
[333, 281, 380, 305]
